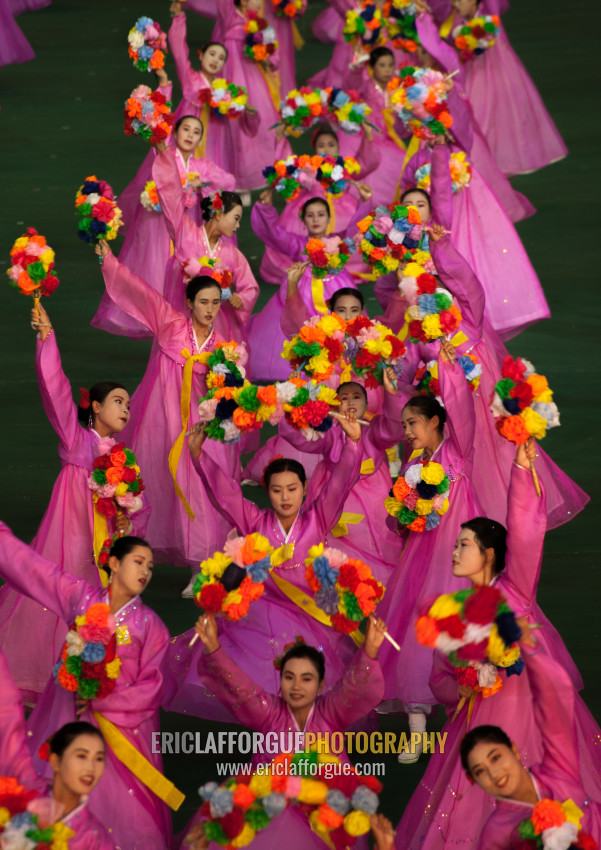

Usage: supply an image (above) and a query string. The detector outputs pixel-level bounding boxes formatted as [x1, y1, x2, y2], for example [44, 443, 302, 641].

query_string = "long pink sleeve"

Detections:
[168, 13, 194, 98]
[430, 234, 485, 333]
[192, 451, 263, 534]
[195, 156, 236, 193]
[280, 290, 311, 338]
[319, 648, 385, 729]
[416, 11, 464, 82]
[355, 130, 382, 179]
[35, 333, 80, 452]
[0, 648, 40, 788]
[429, 651, 460, 709]
[438, 355, 476, 462]
[366, 389, 408, 450]
[197, 646, 280, 727]
[251, 201, 306, 261]
[101, 252, 181, 340]
[279, 418, 336, 457]
[153, 146, 199, 252]
[229, 249, 259, 324]
[503, 464, 547, 608]
[311, 437, 363, 535]
[430, 144, 453, 231]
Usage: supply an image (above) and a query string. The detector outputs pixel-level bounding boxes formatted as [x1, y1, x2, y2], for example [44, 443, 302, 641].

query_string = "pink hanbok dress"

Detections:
[168, 11, 266, 185]
[0, 523, 173, 850]
[92, 132, 236, 340]
[164, 436, 363, 720]
[152, 147, 259, 359]
[477, 647, 601, 848]
[263, 0, 307, 96]
[0, 0, 34, 66]
[312, 1, 344, 43]
[259, 132, 381, 284]
[0, 332, 149, 704]
[101, 251, 240, 568]
[448, 0, 567, 176]
[377, 357, 482, 704]
[178, 644, 384, 849]
[247, 199, 370, 381]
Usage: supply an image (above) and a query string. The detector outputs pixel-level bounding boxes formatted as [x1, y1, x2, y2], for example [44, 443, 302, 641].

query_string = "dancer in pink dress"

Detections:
[461, 635, 601, 848]
[448, 0, 567, 175]
[178, 613, 386, 849]
[311, 0, 347, 43]
[152, 144, 259, 353]
[395, 444, 599, 848]
[165, 424, 364, 720]
[0, 303, 148, 705]
[259, 123, 380, 283]
[247, 187, 372, 381]
[0, 525, 175, 850]
[0, 0, 35, 67]
[95, 240, 241, 575]
[92, 73, 236, 340]
[263, 0, 306, 95]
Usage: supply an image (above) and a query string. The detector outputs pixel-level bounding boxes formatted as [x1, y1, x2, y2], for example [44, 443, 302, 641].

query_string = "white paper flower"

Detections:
[128, 31, 145, 49]
[476, 662, 498, 688]
[541, 821, 578, 850]
[65, 631, 85, 657]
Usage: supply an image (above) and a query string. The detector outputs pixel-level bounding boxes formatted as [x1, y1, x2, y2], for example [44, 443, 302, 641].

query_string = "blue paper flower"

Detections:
[312, 555, 337, 588]
[417, 293, 438, 316]
[135, 16, 154, 31]
[495, 612, 522, 646]
[505, 656, 525, 677]
[199, 781, 218, 800]
[82, 641, 106, 663]
[262, 792, 288, 817]
[351, 785, 379, 814]
[209, 787, 234, 818]
[246, 555, 271, 583]
[326, 789, 351, 815]
[425, 513, 441, 530]
[315, 585, 340, 616]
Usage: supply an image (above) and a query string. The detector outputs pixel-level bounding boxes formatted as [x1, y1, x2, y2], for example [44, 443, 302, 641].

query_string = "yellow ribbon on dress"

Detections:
[331, 511, 365, 538]
[194, 103, 210, 159]
[408, 447, 422, 462]
[292, 20, 304, 50]
[258, 64, 283, 113]
[269, 569, 364, 647]
[360, 458, 375, 475]
[167, 347, 207, 520]
[325, 193, 337, 235]
[92, 502, 110, 588]
[93, 712, 185, 811]
[439, 11, 455, 40]
[311, 277, 329, 315]
[382, 108, 407, 151]
[449, 331, 468, 347]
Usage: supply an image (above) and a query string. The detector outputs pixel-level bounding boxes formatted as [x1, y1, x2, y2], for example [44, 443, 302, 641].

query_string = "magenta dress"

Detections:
[0, 332, 149, 703]
[165, 435, 364, 721]
[259, 132, 380, 284]
[247, 199, 370, 381]
[263, 0, 306, 96]
[101, 251, 240, 568]
[0, 523, 172, 850]
[477, 648, 601, 849]
[448, 1, 567, 176]
[0, 0, 34, 66]
[312, 2, 343, 43]
[152, 147, 259, 357]
[377, 358, 482, 704]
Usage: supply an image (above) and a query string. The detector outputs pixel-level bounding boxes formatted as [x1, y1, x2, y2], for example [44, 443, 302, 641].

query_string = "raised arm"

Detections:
[0, 522, 93, 626]
[430, 233, 485, 333]
[195, 157, 236, 193]
[0, 648, 39, 788]
[355, 128, 382, 179]
[416, 10, 464, 81]
[311, 435, 363, 535]
[281, 290, 311, 339]
[153, 146, 199, 249]
[504, 462, 547, 608]
[250, 200, 306, 261]
[230, 249, 260, 325]
[191, 449, 263, 535]
[35, 332, 81, 453]
[437, 351, 476, 463]
[167, 13, 194, 98]
[429, 144, 453, 231]
[342, 199, 373, 240]
[320, 647, 385, 729]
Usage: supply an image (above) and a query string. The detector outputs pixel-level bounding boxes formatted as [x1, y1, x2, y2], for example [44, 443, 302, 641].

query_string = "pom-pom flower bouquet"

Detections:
[128, 16, 167, 72]
[315, 155, 361, 196]
[75, 176, 123, 245]
[262, 154, 324, 202]
[7, 229, 59, 306]
[400, 268, 463, 344]
[123, 85, 175, 145]
[453, 15, 500, 63]
[272, 0, 305, 18]
[385, 460, 450, 532]
[87, 437, 145, 519]
[383, 0, 420, 52]
[355, 203, 426, 277]
[304, 235, 355, 278]
[343, 0, 384, 49]
[243, 12, 278, 62]
[282, 313, 347, 382]
[415, 586, 524, 722]
[415, 355, 481, 402]
[0, 781, 75, 847]
[54, 602, 121, 699]
[344, 315, 406, 389]
[389, 66, 453, 141]
[279, 88, 330, 135]
[518, 798, 597, 850]
[326, 87, 373, 134]
[182, 256, 234, 299]
[413, 152, 472, 195]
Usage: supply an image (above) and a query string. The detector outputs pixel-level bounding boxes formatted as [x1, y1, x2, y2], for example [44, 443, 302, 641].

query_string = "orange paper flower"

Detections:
[415, 615, 439, 648]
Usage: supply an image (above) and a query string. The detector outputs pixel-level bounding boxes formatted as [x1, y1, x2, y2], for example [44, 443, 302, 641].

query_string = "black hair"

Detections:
[185, 275, 222, 302]
[401, 187, 432, 214]
[77, 382, 128, 426]
[337, 381, 368, 402]
[200, 191, 243, 223]
[174, 114, 204, 137]
[403, 395, 447, 434]
[197, 41, 228, 61]
[101, 536, 153, 578]
[300, 196, 331, 221]
[264, 458, 307, 488]
[49, 722, 105, 758]
[460, 518, 508, 576]
[369, 46, 394, 67]
[460, 725, 512, 773]
[329, 287, 364, 312]
[311, 124, 339, 150]
[280, 644, 326, 682]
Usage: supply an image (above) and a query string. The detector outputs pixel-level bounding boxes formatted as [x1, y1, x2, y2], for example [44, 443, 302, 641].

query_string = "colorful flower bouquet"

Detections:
[305, 543, 385, 634]
[326, 87, 373, 135]
[389, 66, 453, 141]
[400, 269, 463, 343]
[87, 437, 145, 519]
[7, 228, 59, 301]
[279, 87, 330, 135]
[192, 533, 274, 621]
[282, 313, 347, 382]
[343, 1, 384, 48]
[272, 0, 305, 18]
[315, 155, 361, 196]
[414, 151, 472, 194]
[75, 176, 123, 245]
[262, 154, 322, 202]
[518, 798, 597, 850]
[383, 0, 420, 52]
[415, 355, 481, 402]
[490, 356, 559, 445]
[181, 256, 234, 299]
[123, 85, 175, 145]
[344, 315, 406, 388]
[355, 203, 426, 277]
[304, 236, 355, 278]
[199, 78, 248, 119]
[54, 602, 121, 699]
[196, 342, 252, 442]
[453, 15, 500, 63]
[279, 379, 340, 438]
[140, 172, 199, 213]
[385, 460, 450, 532]
[416, 586, 524, 717]
[243, 12, 278, 62]
[128, 16, 167, 72]
[0, 783, 75, 848]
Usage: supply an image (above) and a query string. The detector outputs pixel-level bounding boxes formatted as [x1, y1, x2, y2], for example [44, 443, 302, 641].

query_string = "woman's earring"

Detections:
[88, 412, 93, 428]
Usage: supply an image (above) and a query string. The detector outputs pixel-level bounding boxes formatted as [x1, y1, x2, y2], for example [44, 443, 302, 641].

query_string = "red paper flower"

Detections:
[95, 498, 117, 518]
[345, 315, 372, 337]
[510, 381, 534, 410]
[198, 583, 227, 613]
[417, 273, 437, 294]
[463, 585, 502, 624]
[437, 614, 465, 638]
[408, 320, 426, 341]
[455, 639, 489, 663]
[455, 666, 478, 688]
[502, 355, 526, 383]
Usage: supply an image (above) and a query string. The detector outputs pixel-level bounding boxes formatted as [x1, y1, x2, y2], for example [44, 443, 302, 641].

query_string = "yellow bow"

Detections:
[331, 511, 365, 538]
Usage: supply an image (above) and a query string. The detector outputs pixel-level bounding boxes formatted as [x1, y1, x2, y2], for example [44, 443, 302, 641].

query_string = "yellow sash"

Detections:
[93, 712, 185, 811]
[408, 447, 422, 462]
[194, 103, 210, 159]
[393, 134, 421, 203]
[311, 277, 329, 315]
[292, 20, 305, 50]
[439, 11, 455, 40]
[167, 347, 207, 520]
[92, 504, 110, 588]
[361, 458, 375, 475]
[258, 63, 282, 113]
[331, 511, 364, 538]
[382, 108, 407, 151]
[325, 193, 337, 236]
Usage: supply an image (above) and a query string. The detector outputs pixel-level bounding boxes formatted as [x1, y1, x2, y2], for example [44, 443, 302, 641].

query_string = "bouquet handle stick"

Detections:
[188, 632, 199, 648]
[451, 695, 466, 723]
[383, 630, 400, 651]
[529, 459, 542, 498]
[30, 289, 41, 330]
[445, 69, 460, 80]
[330, 410, 370, 426]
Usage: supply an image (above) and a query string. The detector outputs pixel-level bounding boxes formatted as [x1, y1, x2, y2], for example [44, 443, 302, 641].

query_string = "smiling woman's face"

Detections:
[466, 740, 524, 798]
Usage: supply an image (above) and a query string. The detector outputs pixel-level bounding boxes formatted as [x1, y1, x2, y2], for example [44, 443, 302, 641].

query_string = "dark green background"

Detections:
[0, 0, 598, 835]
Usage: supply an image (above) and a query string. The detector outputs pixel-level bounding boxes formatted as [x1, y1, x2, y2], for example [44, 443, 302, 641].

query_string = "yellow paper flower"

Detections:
[307, 543, 324, 561]
[298, 778, 328, 804]
[343, 810, 371, 836]
[249, 772, 273, 798]
[561, 798, 584, 826]
[75, 614, 86, 627]
[403, 261, 428, 278]
[421, 462, 445, 485]
[422, 314, 443, 339]
[200, 551, 231, 578]
[382, 254, 399, 271]
[487, 623, 508, 665]
[115, 482, 129, 497]
[520, 407, 547, 440]
[231, 823, 256, 847]
[384, 496, 403, 516]
[256, 403, 276, 422]
[438, 498, 449, 515]
[316, 386, 339, 406]
[0, 808, 10, 826]
[415, 498, 434, 515]
[12, 236, 29, 250]
[50, 822, 76, 849]
[40, 248, 55, 268]
[106, 658, 122, 679]
[429, 594, 462, 618]
[246, 20, 259, 32]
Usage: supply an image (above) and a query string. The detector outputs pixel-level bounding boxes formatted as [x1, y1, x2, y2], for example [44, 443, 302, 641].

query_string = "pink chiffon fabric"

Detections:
[0, 523, 172, 850]
[311, 3, 342, 43]
[0, 0, 35, 67]
[263, 0, 307, 96]
[0, 333, 149, 703]
[164, 436, 363, 721]
[101, 251, 240, 568]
